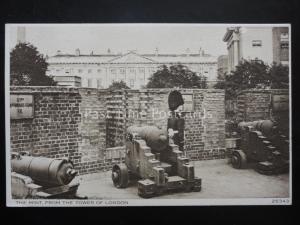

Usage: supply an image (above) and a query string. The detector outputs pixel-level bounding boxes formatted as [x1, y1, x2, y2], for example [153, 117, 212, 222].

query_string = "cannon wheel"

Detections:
[231, 150, 247, 169]
[112, 164, 129, 188]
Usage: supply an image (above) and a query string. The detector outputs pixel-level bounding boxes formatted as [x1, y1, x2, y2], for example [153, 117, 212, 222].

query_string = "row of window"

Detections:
[51, 66, 215, 75]
[81, 67, 155, 74]
[251, 33, 289, 48]
[53, 67, 157, 74]
[86, 78, 103, 88]
[84, 78, 135, 88]
[252, 40, 289, 49]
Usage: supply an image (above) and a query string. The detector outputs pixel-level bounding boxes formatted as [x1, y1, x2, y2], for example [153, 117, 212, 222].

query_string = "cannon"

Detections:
[11, 152, 85, 199]
[230, 120, 289, 175]
[112, 125, 201, 198]
[112, 90, 201, 198]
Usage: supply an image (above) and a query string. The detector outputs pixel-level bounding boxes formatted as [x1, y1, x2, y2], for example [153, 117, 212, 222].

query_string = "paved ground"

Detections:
[73, 159, 290, 199]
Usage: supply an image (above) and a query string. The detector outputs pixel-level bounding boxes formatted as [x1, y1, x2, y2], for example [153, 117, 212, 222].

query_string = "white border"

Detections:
[5, 23, 292, 206]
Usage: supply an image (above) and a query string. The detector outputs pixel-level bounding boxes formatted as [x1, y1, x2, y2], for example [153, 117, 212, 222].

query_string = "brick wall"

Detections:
[10, 87, 226, 175]
[236, 89, 289, 121]
[105, 89, 226, 160]
[106, 90, 126, 147]
[10, 86, 83, 171]
[77, 88, 107, 174]
[184, 90, 226, 160]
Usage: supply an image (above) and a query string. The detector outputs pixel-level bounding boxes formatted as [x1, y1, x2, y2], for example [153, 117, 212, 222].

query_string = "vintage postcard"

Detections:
[5, 24, 291, 206]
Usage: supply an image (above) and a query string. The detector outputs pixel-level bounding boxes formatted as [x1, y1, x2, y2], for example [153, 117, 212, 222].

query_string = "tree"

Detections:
[268, 62, 289, 88]
[10, 42, 56, 86]
[108, 80, 130, 90]
[146, 64, 207, 88]
[214, 60, 289, 99]
[214, 60, 271, 99]
[214, 72, 226, 89]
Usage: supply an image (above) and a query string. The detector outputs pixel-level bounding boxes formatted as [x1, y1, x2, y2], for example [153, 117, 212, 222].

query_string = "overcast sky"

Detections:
[8, 24, 229, 57]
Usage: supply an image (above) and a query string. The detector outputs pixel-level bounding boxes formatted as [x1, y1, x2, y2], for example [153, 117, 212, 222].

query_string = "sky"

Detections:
[8, 24, 229, 57]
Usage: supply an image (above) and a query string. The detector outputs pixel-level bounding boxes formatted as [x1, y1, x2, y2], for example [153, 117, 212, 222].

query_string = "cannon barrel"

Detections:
[238, 120, 275, 137]
[11, 153, 77, 186]
[127, 126, 168, 153]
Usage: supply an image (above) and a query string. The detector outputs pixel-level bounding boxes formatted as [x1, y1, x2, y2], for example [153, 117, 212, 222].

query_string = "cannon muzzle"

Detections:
[11, 153, 77, 187]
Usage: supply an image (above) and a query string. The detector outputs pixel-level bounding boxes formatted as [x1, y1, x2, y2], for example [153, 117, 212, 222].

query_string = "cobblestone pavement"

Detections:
[73, 159, 290, 199]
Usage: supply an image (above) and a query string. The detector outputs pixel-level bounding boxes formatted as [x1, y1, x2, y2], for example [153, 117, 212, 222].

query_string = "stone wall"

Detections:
[10, 86, 226, 175]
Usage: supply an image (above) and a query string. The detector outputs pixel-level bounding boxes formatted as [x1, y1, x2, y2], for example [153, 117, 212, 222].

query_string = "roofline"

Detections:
[51, 53, 213, 58]
[107, 51, 157, 63]
[223, 27, 240, 42]
[47, 61, 217, 65]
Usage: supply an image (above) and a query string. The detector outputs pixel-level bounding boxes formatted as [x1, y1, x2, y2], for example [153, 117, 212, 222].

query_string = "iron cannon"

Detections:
[11, 152, 77, 186]
[112, 90, 202, 198]
[126, 126, 169, 153]
[11, 152, 85, 199]
[231, 120, 289, 174]
[112, 125, 201, 198]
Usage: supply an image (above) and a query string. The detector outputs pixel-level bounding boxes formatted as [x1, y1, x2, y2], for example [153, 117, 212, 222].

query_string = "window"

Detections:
[120, 68, 125, 74]
[139, 75, 144, 81]
[88, 69, 92, 73]
[97, 79, 102, 89]
[280, 32, 289, 49]
[78, 69, 83, 73]
[97, 69, 101, 73]
[65, 69, 70, 74]
[280, 42, 289, 49]
[280, 33, 289, 42]
[110, 69, 116, 74]
[252, 40, 262, 47]
[139, 68, 145, 73]
[88, 78, 93, 87]
[129, 79, 134, 88]
[129, 68, 135, 73]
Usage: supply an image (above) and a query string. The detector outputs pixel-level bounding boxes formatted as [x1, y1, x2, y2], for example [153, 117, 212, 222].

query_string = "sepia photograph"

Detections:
[5, 24, 291, 206]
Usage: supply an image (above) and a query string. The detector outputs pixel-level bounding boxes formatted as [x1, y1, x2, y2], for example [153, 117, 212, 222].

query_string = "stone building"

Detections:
[223, 26, 289, 73]
[46, 49, 218, 88]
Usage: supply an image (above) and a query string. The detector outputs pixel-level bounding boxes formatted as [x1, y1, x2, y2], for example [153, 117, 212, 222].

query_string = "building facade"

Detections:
[223, 27, 289, 73]
[217, 55, 228, 80]
[46, 50, 218, 89]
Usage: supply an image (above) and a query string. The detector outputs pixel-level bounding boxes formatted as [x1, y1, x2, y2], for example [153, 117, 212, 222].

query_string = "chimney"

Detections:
[90, 51, 94, 55]
[107, 48, 111, 54]
[56, 50, 62, 55]
[201, 50, 205, 56]
[154, 47, 159, 56]
[75, 48, 80, 56]
[199, 47, 202, 55]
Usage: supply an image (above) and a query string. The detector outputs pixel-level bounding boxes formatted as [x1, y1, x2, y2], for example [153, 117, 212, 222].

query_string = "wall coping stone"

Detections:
[237, 89, 288, 95]
[11, 86, 225, 94]
[10, 86, 80, 94]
